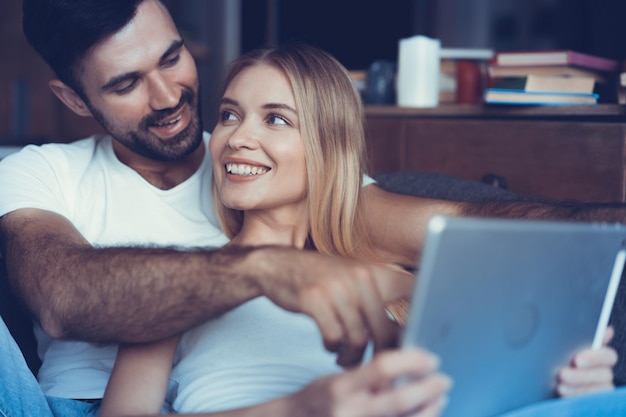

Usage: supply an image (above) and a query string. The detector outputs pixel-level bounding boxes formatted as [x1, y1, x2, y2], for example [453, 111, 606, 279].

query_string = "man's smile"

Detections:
[148, 105, 190, 139]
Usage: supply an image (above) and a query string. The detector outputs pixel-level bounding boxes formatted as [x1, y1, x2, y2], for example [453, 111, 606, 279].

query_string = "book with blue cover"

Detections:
[483, 88, 599, 106]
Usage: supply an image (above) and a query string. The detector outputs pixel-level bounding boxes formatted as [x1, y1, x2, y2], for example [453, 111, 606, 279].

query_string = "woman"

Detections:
[98, 44, 618, 417]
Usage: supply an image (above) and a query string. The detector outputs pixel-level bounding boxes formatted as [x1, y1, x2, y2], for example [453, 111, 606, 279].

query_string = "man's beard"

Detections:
[88, 87, 204, 161]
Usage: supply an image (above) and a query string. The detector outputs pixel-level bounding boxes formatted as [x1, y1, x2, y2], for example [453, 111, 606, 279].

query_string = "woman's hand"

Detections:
[556, 326, 618, 397]
[285, 348, 451, 417]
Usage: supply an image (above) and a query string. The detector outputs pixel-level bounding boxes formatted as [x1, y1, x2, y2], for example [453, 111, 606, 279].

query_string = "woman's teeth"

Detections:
[226, 163, 268, 176]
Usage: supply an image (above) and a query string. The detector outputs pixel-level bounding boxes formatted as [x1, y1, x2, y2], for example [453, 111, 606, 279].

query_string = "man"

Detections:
[0, 0, 623, 416]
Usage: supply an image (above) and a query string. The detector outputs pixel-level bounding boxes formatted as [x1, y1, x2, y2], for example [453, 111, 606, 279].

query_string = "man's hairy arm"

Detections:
[362, 185, 461, 268]
[364, 184, 626, 268]
[0, 208, 411, 363]
[460, 198, 626, 223]
[0, 208, 265, 342]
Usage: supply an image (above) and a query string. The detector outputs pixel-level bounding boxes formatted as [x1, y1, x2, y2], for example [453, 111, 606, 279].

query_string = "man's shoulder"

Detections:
[5, 134, 108, 160]
[0, 135, 113, 219]
[0, 134, 115, 190]
[37, 134, 110, 156]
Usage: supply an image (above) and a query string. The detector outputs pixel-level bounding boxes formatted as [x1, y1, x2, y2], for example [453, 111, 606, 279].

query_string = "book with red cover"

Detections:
[495, 50, 619, 72]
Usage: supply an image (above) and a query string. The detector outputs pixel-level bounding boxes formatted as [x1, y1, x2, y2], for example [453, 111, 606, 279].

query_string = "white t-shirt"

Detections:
[0, 133, 229, 399]
[171, 297, 344, 413]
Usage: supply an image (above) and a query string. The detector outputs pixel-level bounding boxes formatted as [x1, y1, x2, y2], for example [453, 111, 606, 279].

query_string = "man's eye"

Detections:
[113, 80, 138, 95]
[268, 115, 289, 125]
[163, 54, 181, 67]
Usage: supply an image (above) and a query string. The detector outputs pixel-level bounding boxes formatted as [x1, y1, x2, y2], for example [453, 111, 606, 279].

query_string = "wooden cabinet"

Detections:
[365, 105, 626, 203]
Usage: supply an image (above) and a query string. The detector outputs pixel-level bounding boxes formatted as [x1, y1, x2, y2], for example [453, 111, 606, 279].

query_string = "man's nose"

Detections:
[148, 73, 179, 111]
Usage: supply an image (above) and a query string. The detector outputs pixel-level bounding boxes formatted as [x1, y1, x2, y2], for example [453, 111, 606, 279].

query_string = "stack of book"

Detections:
[484, 50, 619, 105]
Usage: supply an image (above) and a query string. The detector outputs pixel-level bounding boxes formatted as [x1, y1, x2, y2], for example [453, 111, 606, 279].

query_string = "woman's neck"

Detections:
[229, 208, 310, 249]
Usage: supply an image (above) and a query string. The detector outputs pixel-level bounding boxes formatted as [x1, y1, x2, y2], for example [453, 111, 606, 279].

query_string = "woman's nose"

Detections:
[226, 123, 260, 150]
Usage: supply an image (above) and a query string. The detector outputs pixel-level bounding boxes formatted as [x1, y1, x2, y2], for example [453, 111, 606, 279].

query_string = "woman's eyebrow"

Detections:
[220, 97, 239, 107]
[219, 98, 297, 115]
[262, 103, 297, 114]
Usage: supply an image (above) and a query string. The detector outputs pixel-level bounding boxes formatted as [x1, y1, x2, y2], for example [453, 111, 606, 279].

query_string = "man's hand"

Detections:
[251, 247, 414, 367]
[284, 349, 451, 417]
[556, 326, 618, 397]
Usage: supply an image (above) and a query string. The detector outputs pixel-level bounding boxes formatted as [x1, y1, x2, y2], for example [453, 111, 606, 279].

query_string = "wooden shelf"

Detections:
[365, 104, 626, 120]
[365, 105, 626, 203]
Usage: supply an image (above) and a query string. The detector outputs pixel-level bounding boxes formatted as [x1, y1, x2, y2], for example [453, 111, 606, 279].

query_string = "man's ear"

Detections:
[48, 79, 93, 117]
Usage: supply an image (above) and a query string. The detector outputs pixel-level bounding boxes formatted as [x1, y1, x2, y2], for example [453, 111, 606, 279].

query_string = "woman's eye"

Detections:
[268, 115, 289, 125]
[220, 110, 238, 122]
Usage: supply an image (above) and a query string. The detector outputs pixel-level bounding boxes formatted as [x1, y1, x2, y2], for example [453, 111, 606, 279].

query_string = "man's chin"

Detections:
[134, 125, 203, 161]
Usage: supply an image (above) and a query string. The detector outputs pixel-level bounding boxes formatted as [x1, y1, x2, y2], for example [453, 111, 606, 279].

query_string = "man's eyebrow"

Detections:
[100, 39, 185, 92]
[160, 39, 185, 64]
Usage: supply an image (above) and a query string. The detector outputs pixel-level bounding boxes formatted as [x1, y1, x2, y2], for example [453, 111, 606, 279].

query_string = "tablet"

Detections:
[401, 215, 626, 417]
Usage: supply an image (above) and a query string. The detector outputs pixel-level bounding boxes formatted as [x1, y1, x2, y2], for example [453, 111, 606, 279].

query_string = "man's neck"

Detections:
[112, 141, 205, 190]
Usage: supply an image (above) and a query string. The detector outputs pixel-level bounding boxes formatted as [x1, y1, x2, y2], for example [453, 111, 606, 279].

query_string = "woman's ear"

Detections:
[48, 79, 93, 117]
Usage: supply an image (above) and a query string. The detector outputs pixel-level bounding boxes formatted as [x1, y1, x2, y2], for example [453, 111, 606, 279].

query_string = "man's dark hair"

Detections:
[22, 0, 144, 96]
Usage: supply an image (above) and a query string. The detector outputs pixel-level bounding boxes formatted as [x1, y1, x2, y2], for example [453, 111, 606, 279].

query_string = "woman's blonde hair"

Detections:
[212, 43, 375, 260]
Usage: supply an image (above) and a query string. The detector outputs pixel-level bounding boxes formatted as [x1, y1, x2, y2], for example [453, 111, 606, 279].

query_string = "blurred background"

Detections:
[1, 0, 625, 147]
